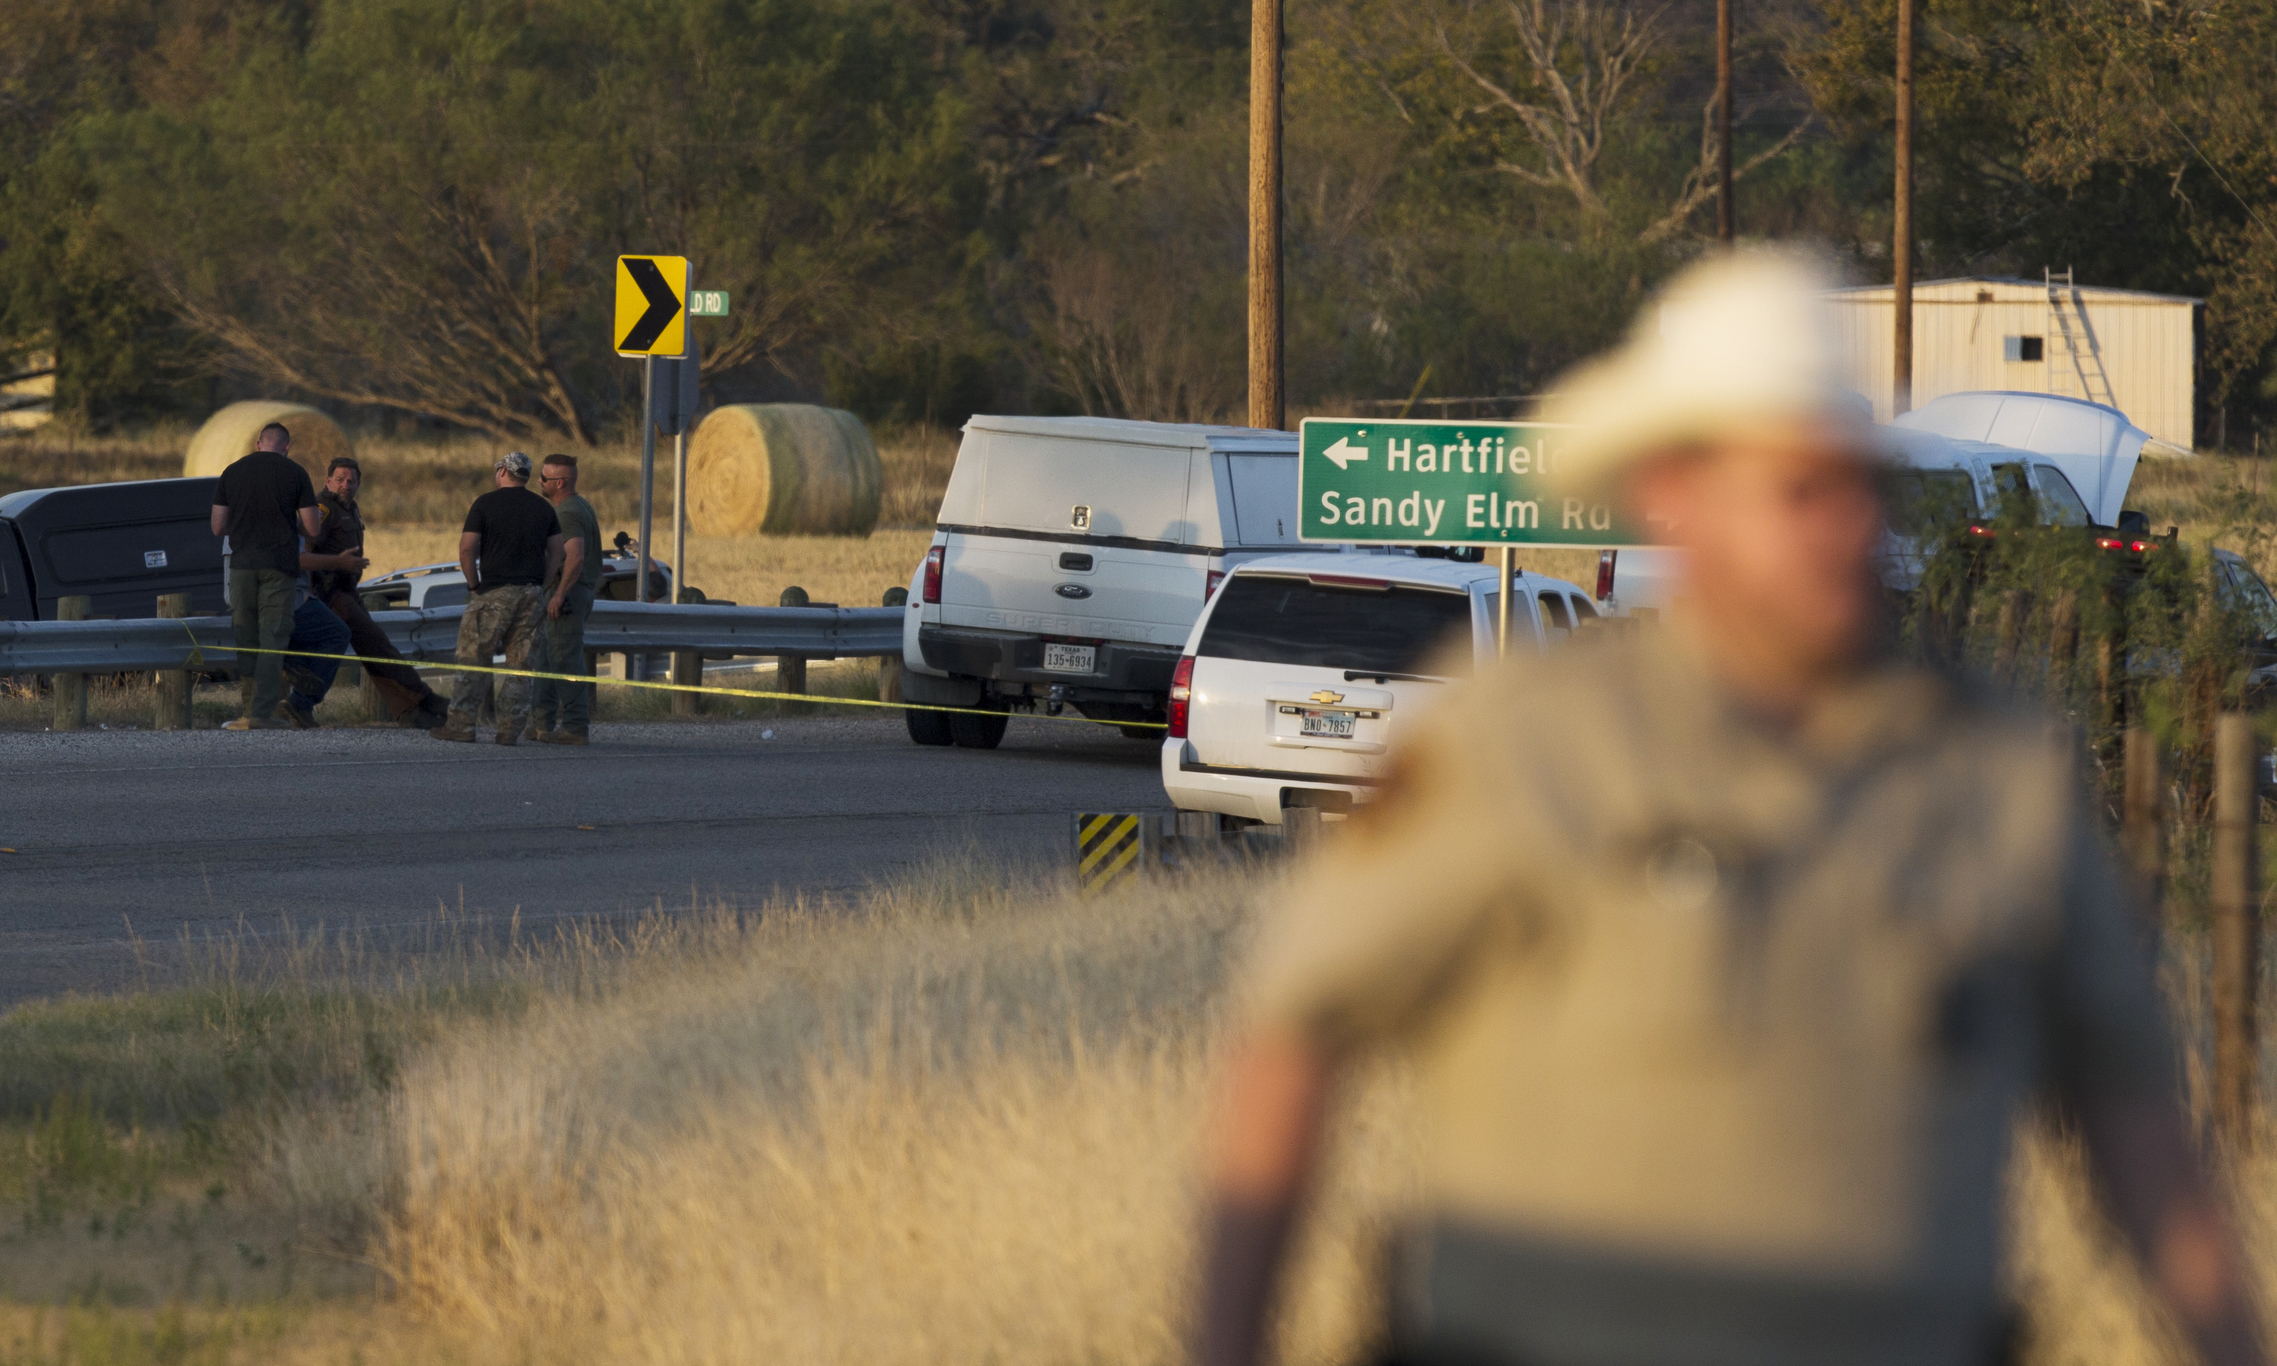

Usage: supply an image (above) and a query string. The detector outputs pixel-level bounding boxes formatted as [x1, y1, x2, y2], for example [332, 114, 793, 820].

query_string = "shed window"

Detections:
[2004, 336, 2045, 363]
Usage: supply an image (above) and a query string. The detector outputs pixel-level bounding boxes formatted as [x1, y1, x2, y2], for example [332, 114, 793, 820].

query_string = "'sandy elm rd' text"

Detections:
[1313, 432, 1616, 537]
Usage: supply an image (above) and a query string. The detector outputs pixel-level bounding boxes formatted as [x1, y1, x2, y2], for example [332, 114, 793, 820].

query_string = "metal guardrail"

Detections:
[0, 601, 906, 675]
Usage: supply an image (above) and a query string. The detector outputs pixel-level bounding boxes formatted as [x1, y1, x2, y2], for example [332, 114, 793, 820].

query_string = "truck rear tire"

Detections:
[906, 706, 954, 746]
[949, 703, 1009, 750]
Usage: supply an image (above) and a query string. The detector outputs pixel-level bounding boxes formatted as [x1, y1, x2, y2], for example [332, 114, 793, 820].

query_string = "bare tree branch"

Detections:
[1640, 104, 1815, 244]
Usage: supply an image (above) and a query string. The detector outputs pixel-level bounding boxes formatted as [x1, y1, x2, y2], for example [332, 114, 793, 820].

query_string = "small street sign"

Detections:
[686, 289, 730, 317]
[1298, 417, 1647, 547]
[614, 255, 690, 357]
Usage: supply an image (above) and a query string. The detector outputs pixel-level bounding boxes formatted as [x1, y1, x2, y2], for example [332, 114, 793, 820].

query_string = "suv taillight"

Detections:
[1205, 569, 1226, 600]
[1595, 549, 1617, 601]
[1167, 656, 1195, 738]
[922, 544, 945, 604]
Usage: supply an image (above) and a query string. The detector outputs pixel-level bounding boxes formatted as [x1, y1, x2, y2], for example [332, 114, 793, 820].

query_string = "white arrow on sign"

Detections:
[1321, 435, 1368, 470]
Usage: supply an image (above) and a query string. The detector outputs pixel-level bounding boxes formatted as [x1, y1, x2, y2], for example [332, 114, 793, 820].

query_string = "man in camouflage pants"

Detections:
[433, 452, 564, 746]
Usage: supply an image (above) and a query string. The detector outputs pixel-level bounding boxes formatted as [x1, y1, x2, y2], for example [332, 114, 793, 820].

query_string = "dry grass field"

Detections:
[0, 850, 2253, 1365]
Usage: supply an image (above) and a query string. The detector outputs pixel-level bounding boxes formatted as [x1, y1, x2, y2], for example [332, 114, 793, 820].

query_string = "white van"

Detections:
[900, 416, 1305, 748]
[1162, 552, 1599, 825]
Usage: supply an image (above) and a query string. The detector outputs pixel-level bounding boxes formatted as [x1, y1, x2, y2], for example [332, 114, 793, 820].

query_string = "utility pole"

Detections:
[1716, 0, 1734, 246]
[1248, 0, 1284, 431]
[1892, 0, 1915, 416]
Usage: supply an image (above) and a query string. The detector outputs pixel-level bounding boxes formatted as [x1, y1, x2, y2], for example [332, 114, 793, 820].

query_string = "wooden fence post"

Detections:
[2123, 727, 2164, 915]
[154, 593, 193, 730]
[52, 595, 89, 730]
[1991, 590, 2024, 683]
[2212, 712, 2260, 1148]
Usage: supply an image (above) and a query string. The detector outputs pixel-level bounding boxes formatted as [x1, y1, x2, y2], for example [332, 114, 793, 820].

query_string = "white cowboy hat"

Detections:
[1542, 251, 1880, 494]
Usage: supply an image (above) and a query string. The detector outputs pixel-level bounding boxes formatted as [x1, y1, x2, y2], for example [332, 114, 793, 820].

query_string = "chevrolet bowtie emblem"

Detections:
[1308, 690, 1345, 705]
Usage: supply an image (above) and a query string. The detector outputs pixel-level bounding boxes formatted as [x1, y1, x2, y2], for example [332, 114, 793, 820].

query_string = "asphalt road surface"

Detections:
[0, 714, 1168, 1004]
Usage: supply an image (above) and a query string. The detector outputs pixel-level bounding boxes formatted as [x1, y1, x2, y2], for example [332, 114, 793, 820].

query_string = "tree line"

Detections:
[1, 0, 2271, 448]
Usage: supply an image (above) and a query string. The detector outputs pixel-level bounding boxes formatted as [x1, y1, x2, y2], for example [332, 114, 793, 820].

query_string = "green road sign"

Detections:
[686, 289, 730, 317]
[1298, 417, 1648, 547]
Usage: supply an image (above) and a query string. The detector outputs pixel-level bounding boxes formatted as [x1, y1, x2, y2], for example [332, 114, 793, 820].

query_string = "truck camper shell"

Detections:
[0, 478, 225, 622]
[1893, 391, 2148, 526]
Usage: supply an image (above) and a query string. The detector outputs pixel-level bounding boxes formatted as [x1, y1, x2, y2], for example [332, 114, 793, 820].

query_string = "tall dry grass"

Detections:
[0, 847, 2269, 1364]
[257, 861, 1410, 1365]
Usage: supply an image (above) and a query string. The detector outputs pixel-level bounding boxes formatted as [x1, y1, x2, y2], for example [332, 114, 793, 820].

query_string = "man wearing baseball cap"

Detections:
[433, 451, 564, 745]
[1194, 254, 2264, 1366]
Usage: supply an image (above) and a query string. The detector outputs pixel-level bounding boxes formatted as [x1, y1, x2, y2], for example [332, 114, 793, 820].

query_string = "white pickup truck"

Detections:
[899, 415, 1310, 748]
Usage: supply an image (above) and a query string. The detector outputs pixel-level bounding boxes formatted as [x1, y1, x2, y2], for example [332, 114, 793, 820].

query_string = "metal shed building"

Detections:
[1826, 275, 2199, 449]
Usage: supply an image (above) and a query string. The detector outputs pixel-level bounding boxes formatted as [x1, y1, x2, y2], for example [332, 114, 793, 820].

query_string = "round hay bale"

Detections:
[183, 401, 352, 483]
[687, 404, 882, 537]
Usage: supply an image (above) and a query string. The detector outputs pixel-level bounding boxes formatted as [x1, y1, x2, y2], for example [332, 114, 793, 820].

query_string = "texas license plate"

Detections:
[1300, 709, 1356, 739]
[1042, 643, 1096, 674]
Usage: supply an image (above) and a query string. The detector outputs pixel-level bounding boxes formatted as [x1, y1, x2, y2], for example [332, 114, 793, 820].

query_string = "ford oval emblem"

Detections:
[1056, 583, 1092, 599]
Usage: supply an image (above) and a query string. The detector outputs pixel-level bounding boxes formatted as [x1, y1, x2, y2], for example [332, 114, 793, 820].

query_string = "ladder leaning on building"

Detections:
[2045, 267, 2119, 410]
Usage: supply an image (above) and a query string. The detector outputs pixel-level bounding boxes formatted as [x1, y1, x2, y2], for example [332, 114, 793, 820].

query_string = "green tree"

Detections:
[82, 0, 977, 444]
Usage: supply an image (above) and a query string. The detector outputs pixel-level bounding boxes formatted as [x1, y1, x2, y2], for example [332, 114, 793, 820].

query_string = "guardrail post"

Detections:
[154, 593, 192, 729]
[879, 586, 907, 703]
[52, 596, 89, 730]
[670, 586, 704, 717]
[2213, 712, 2260, 1149]
[670, 650, 702, 716]
[777, 586, 808, 699]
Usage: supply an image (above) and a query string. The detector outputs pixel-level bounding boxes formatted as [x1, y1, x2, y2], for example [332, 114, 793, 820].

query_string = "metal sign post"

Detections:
[636, 355, 658, 650]
[670, 338, 698, 609]
[1497, 545, 1515, 659]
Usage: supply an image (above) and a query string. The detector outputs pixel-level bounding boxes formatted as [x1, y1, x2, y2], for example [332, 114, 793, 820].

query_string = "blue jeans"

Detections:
[285, 595, 354, 713]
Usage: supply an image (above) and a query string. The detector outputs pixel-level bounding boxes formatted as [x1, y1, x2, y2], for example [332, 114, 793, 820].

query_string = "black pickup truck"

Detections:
[0, 478, 226, 621]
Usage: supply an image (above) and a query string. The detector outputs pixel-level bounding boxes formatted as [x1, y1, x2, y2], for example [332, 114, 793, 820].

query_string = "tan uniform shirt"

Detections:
[1246, 626, 2170, 1360]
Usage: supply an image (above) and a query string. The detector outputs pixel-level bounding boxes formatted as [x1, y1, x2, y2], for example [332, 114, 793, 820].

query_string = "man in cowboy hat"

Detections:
[1194, 253, 2264, 1366]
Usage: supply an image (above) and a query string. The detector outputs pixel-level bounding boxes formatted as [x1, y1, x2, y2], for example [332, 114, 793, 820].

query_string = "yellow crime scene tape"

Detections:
[178, 628, 1167, 731]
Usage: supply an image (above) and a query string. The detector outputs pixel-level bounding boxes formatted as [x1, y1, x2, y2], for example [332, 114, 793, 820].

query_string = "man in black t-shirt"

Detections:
[210, 421, 319, 729]
[433, 451, 564, 745]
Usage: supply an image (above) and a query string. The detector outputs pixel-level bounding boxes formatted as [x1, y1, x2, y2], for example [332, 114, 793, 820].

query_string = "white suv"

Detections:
[1162, 552, 1601, 826]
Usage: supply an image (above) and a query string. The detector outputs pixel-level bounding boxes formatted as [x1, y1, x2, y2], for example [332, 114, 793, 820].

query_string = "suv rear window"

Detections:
[1885, 469, 1980, 534]
[1198, 575, 1473, 675]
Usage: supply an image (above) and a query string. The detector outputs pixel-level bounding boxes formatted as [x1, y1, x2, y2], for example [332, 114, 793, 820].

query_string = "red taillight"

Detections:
[1967, 524, 1996, 539]
[1205, 569, 1226, 600]
[1167, 656, 1195, 739]
[2097, 536, 2125, 551]
[2135, 540, 2160, 553]
[922, 544, 944, 604]
[1595, 549, 1617, 601]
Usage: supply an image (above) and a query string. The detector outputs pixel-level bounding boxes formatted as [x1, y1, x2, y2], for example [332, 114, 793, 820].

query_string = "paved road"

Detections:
[0, 715, 1167, 1004]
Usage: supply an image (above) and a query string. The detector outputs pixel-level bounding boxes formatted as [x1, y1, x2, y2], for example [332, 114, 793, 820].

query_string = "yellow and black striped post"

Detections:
[1075, 812, 1147, 894]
